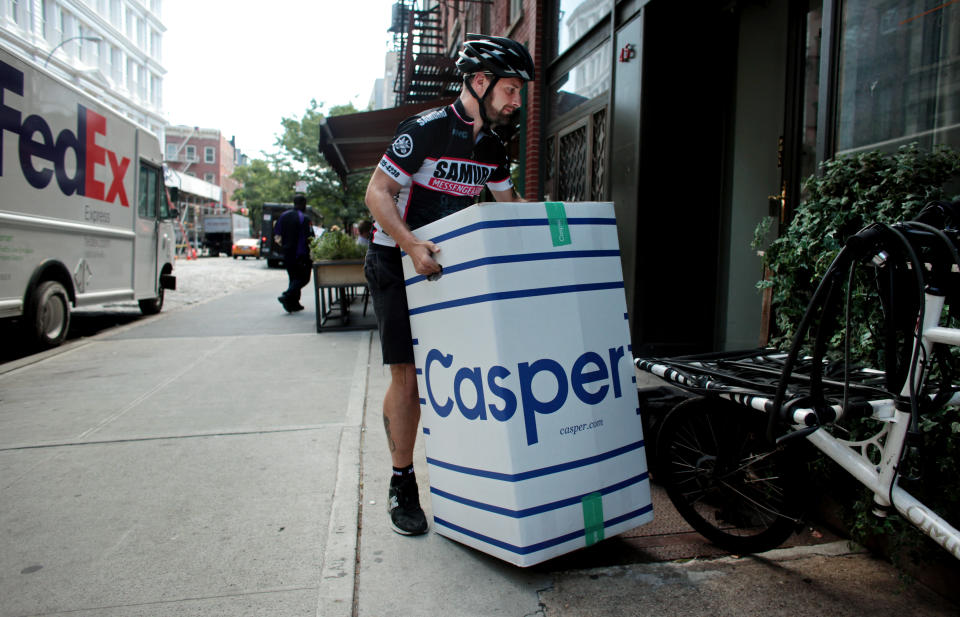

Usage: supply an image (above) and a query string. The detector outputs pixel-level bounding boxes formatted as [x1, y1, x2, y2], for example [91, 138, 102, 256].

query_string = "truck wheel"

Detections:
[139, 287, 164, 315]
[28, 281, 71, 348]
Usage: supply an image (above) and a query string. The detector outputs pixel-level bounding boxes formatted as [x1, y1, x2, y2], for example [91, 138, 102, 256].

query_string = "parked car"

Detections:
[232, 238, 260, 259]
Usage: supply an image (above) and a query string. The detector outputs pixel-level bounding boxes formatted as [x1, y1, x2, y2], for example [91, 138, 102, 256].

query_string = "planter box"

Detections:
[402, 201, 653, 567]
[312, 259, 366, 287]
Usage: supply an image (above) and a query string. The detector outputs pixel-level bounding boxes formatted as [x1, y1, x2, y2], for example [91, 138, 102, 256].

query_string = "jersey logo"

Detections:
[392, 134, 414, 158]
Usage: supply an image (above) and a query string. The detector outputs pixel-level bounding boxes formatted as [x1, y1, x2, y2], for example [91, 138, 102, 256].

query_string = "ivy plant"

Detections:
[757, 143, 960, 567]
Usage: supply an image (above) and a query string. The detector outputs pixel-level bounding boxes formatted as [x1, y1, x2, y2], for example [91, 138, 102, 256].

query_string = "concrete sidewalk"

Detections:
[349, 333, 959, 617]
[1, 281, 957, 617]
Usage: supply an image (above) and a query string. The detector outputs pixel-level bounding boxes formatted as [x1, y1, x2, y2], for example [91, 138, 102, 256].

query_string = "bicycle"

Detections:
[635, 200, 960, 558]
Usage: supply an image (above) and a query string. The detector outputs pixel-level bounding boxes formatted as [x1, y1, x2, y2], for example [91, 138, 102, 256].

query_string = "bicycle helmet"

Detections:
[456, 34, 535, 82]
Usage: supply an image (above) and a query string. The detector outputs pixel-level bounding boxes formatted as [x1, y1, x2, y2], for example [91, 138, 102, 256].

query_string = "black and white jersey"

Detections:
[372, 99, 513, 248]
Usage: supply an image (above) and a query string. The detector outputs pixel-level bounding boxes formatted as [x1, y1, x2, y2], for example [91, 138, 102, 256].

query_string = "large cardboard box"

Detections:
[401, 201, 653, 567]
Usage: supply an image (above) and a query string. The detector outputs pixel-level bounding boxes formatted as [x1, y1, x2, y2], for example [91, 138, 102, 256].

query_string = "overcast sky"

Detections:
[162, 1, 396, 159]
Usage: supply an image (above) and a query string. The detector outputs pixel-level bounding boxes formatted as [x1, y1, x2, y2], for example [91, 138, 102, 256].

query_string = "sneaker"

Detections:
[277, 296, 295, 313]
[388, 477, 428, 536]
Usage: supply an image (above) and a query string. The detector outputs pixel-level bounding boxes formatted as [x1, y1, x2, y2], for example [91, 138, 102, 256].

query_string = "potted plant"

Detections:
[310, 227, 368, 287]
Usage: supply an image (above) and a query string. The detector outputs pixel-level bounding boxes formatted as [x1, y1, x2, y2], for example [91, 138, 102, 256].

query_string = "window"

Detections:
[549, 43, 610, 118]
[110, 0, 120, 27]
[150, 74, 161, 108]
[138, 163, 158, 219]
[204, 146, 215, 163]
[555, 0, 609, 57]
[150, 29, 161, 60]
[126, 57, 134, 91]
[185, 145, 197, 161]
[10, 0, 23, 26]
[136, 16, 145, 48]
[836, 0, 960, 154]
[204, 172, 215, 183]
[110, 46, 122, 82]
[166, 143, 177, 160]
[510, 0, 522, 24]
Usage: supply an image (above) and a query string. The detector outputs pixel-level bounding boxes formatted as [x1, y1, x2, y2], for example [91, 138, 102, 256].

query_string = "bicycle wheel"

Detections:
[657, 397, 802, 554]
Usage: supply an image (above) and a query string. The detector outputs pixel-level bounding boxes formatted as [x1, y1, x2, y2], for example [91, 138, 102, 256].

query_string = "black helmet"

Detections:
[456, 34, 535, 82]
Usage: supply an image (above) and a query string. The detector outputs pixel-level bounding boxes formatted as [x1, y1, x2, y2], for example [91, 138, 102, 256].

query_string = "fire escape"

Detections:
[390, 1, 461, 105]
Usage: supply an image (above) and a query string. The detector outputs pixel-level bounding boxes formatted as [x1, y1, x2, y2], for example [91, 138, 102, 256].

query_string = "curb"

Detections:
[316, 330, 371, 617]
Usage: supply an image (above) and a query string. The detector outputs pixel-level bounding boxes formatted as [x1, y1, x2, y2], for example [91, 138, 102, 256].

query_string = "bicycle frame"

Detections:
[637, 205, 960, 560]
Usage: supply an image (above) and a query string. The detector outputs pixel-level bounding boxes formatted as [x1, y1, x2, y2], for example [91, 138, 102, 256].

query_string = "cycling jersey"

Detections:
[372, 98, 513, 248]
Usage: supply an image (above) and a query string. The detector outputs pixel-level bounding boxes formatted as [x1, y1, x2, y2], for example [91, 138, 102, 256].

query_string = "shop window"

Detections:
[836, 0, 959, 154]
[549, 43, 610, 119]
[556, 0, 609, 57]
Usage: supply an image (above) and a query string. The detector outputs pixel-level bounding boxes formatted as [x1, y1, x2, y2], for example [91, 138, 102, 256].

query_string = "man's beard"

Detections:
[483, 98, 516, 127]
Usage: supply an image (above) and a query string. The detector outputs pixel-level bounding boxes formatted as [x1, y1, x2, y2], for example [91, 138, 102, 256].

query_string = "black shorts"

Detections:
[364, 244, 415, 365]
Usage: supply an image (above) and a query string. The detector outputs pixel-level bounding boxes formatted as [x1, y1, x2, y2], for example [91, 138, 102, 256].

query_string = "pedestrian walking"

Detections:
[274, 195, 315, 312]
[362, 34, 535, 535]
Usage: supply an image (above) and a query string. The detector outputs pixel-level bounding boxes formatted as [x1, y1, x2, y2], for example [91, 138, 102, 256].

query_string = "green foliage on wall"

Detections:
[757, 143, 960, 567]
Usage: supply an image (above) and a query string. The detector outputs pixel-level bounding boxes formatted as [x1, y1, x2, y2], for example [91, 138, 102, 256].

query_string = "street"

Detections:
[0, 258, 956, 617]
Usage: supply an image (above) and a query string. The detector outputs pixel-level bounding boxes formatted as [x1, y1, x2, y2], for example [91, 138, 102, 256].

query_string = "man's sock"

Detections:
[390, 464, 415, 487]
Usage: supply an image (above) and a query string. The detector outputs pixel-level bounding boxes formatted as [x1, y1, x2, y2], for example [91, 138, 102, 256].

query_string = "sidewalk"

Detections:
[347, 332, 959, 617]
[1, 282, 956, 617]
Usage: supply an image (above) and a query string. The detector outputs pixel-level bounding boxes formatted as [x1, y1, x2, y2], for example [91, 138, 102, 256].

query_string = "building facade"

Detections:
[342, 0, 960, 356]
[0, 0, 166, 138]
[164, 126, 241, 212]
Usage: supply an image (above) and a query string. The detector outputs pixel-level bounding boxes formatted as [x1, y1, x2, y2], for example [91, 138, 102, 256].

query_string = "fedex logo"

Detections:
[0, 60, 130, 206]
[423, 346, 627, 446]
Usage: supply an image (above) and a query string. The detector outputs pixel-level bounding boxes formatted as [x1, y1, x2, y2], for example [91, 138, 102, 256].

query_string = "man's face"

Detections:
[478, 76, 524, 126]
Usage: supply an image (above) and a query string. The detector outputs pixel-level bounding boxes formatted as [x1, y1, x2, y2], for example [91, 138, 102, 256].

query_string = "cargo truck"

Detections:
[202, 212, 250, 257]
[0, 45, 176, 348]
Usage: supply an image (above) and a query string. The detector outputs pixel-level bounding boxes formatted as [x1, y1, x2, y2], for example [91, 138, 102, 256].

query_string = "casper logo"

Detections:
[0, 60, 130, 206]
[424, 346, 627, 446]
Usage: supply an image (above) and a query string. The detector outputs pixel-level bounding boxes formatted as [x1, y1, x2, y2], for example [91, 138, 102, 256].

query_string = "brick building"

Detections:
[323, 0, 960, 355]
[164, 126, 241, 212]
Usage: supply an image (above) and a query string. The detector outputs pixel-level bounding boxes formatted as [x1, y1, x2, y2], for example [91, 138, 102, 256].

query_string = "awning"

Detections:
[318, 98, 454, 182]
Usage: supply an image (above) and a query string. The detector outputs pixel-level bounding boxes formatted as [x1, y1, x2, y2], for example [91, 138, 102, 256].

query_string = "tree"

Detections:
[275, 101, 370, 230]
[231, 101, 372, 234]
[230, 154, 300, 234]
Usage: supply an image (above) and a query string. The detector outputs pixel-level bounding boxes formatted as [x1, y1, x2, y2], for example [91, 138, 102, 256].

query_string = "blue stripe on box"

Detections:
[405, 250, 622, 286]
[412, 338, 419, 345]
[430, 473, 649, 518]
[399, 217, 617, 256]
[416, 368, 423, 375]
[408, 281, 625, 316]
[427, 440, 644, 482]
[418, 398, 427, 406]
[433, 503, 653, 556]
[423, 427, 430, 435]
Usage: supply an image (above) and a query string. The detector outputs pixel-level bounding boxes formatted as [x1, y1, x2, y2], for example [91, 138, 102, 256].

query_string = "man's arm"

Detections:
[490, 187, 527, 202]
[364, 169, 442, 276]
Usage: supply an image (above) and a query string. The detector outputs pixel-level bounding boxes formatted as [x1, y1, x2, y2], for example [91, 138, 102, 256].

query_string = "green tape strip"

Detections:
[582, 491, 605, 546]
[545, 201, 572, 247]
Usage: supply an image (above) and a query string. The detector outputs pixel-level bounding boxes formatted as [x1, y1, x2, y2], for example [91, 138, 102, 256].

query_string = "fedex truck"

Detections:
[0, 45, 176, 348]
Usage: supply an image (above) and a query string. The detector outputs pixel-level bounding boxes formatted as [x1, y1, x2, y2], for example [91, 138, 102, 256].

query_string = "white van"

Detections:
[0, 45, 176, 348]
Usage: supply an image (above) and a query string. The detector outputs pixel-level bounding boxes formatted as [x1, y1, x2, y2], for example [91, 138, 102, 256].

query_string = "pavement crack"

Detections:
[0, 425, 336, 452]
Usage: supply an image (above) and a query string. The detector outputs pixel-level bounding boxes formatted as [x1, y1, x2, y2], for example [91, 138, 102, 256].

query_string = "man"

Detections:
[363, 34, 535, 535]
[274, 195, 314, 312]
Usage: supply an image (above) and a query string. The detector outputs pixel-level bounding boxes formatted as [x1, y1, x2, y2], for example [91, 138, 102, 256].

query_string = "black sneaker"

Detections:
[388, 477, 428, 536]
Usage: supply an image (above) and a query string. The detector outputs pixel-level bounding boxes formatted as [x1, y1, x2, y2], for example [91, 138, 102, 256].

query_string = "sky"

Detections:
[162, 1, 397, 159]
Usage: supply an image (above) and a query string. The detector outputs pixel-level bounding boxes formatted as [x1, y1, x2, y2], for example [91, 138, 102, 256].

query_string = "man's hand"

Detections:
[403, 239, 442, 277]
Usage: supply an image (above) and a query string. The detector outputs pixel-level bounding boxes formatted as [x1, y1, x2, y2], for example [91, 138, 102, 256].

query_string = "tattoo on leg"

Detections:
[383, 415, 397, 453]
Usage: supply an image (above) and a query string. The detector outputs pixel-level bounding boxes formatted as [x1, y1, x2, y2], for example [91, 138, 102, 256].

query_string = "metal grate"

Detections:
[558, 126, 587, 200]
[546, 136, 556, 181]
[592, 108, 607, 201]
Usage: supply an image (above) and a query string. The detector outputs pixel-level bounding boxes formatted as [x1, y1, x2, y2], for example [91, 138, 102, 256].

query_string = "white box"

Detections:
[402, 201, 653, 567]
